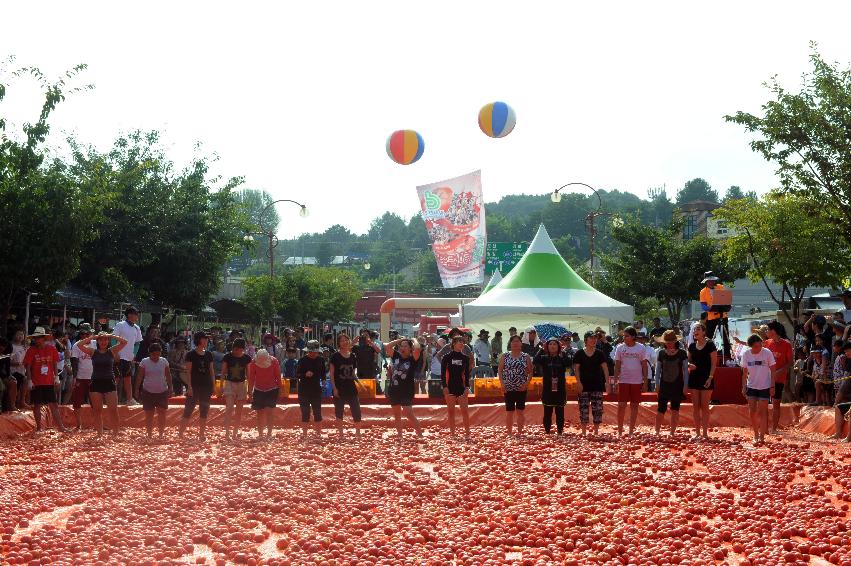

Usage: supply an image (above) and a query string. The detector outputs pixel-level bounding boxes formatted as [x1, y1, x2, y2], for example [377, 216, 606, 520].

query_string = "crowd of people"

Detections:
[2, 304, 850, 446]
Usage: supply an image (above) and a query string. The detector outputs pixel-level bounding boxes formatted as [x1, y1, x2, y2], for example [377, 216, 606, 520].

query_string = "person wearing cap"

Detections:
[472, 330, 493, 378]
[111, 306, 143, 406]
[654, 330, 689, 437]
[521, 327, 541, 358]
[75, 331, 129, 438]
[535, 338, 569, 436]
[297, 340, 326, 440]
[435, 328, 474, 374]
[70, 323, 95, 430]
[573, 331, 609, 436]
[248, 348, 282, 440]
[831, 341, 851, 442]
[220, 338, 252, 441]
[613, 326, 650, 436]
[135, 342, 172, 440]
[699, 272, 731, 357]
[23, 327, 69, 433]
[178, 331, 215, 442]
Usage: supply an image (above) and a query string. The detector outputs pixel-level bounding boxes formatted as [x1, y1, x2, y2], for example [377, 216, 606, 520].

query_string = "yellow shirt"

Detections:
[700, 284, 727, 320]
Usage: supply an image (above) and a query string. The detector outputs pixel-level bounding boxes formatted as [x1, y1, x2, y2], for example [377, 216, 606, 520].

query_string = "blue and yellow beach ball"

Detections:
[386, 130, 425, 165]
[478, 101, 516, 138]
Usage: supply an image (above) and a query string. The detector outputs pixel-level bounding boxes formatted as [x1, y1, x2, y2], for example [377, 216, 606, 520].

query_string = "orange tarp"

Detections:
[0, 402, 809, 438]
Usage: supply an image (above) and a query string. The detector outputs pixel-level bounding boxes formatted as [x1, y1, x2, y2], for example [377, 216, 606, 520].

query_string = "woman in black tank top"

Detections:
[75, 332, 128, 438]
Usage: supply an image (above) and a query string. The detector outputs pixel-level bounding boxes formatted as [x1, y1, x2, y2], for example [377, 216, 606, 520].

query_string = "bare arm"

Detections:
[109, 335, 129, 355]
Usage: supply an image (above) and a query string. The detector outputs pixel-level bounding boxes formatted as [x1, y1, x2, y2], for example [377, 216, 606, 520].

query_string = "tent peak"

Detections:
[528, 224, 560, 255]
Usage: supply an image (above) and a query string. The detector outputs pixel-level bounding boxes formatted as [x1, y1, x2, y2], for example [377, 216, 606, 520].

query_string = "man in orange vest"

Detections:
[699, 271, 731, 358]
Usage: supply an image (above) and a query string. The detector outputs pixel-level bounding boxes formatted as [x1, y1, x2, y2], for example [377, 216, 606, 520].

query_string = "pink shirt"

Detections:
[250, 358, 281, 391]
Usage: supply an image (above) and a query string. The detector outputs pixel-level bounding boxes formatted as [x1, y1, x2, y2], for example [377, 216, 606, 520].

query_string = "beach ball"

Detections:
[478, 101, 516, 138]
[386, 130, 425, 165]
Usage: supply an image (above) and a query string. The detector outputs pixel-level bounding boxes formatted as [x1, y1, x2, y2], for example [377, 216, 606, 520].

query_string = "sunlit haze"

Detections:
[2, 1, 849, 238]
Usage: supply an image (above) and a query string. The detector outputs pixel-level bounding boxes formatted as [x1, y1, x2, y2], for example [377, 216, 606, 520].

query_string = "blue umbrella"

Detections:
[534, 322, 569, 341]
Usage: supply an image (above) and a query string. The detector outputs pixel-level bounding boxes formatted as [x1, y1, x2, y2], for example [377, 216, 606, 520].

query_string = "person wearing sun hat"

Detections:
[23, 327, 68, 433]
[654, 330, 689, 437]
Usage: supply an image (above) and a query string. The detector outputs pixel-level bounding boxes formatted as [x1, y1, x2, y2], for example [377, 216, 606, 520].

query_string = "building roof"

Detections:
[679, 200, 720, 212]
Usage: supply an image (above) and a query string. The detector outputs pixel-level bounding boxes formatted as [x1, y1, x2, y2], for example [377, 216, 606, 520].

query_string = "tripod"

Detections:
[706, 316, 732, 364]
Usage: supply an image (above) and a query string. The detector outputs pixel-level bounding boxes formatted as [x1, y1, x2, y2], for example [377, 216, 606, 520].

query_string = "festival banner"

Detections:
[417, 170, 487, 288]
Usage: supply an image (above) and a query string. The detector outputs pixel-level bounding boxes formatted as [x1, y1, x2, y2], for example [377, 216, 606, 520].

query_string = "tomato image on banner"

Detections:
[386, 129, 425, 165]
[417, 170, 486, 288]
[478, 101, 516, 138]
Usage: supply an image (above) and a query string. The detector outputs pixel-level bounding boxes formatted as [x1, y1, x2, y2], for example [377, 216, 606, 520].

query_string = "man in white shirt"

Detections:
[472, 330, 492, 377]
[113, 306, 143, 405]
[637, 332, 657, 391]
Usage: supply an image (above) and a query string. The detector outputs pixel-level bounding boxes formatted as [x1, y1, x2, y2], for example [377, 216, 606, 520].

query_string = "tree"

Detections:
[723, 186, 757, 203]
[0, 62, 97, 334]
[599, 217, 743, 324]
[714, 192, 846, 322]
[237, 189, 279, 233]
[726, 47, 851, 246]
[676, 178, 719, 205]
[315, 240, 333, 267]
[69, 131, 251, 311]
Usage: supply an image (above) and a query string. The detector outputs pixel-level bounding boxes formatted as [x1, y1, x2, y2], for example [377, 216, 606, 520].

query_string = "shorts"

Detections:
[657, 395, 682, 414]
[251, 388, 278, 410]
[504, 390, 527, 412]
[141, 390, 169, 411]
[30, 385, 57, 405]
[801, 376, 815, 394]
[746, 387, 771, 401]
[688, 375, 714, 391]
[183, 389, 212, 418]
[619, 382, 642, 403]
[446, 378, 467, 397]
[117, 359, 133, 379]
[333, 394, 362, 422]
[13, 371, 26, 387]
[72, 379, 91, 409]
[299, 394, 322, 422]
[90, 378, 117, 394]
[772, 382, 784, 401]
[387, 384, 415, 407]
[222, 380, 248, 401]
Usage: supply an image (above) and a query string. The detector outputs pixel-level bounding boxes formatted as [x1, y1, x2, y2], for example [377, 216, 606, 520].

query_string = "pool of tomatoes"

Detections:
[2, 425, 851, 565]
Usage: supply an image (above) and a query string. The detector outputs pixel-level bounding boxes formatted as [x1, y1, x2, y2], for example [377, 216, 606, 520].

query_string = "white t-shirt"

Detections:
[473, 340, 491, 364]
[139, 357, 170, 394]
[113, 320, 143, 362]
[742, 348, 776, 390]
[614, 343, 648, 384]
[71, 343, 93, 380]
[687, 321, 700, 347]
[644, 344, 658, 369]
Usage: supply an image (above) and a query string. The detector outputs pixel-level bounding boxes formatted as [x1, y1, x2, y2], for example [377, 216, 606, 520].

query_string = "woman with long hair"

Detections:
[75, 332, 128, 438]
[498, 335, 533, 437]
[687, 324, 717, 440]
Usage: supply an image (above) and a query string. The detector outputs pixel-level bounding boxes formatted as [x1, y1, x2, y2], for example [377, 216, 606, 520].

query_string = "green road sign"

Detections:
[485, 242, 528, 275]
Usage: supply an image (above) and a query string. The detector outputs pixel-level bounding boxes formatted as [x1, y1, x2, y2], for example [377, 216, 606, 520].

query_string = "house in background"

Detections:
[677, 199, 738, 240]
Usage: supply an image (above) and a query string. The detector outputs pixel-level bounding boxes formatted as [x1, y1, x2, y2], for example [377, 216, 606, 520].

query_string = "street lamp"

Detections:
[550, 182, 606, 284]
[256, 199, 309, 279]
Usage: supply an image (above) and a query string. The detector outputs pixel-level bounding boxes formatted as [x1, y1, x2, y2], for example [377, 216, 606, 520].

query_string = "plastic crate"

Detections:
[474, 377, 503, 398]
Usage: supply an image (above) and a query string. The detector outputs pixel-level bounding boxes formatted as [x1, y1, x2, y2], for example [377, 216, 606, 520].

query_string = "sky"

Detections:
[2, 1, 850, 239]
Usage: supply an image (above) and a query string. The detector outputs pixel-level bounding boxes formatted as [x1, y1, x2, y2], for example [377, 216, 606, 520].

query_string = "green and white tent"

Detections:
[462, 224, 634, 333]
[481, 269, 503, 295]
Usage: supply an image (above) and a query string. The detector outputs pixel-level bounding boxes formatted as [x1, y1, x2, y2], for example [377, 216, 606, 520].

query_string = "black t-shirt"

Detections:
[535, 353, 568, 402]
[688, 340, 717, 385]
[573, 348, 607, 392]
[649, 326, 666, 338]
[186, 349, 214, 390]
[657, 349, 688, 399]
[0, 356, 10, 380]
[353, 342, 377, 378]
[440, 350, 471, 390]
[222, 352, 251, 382]
[330, 351, 358, 397]
[297, 355, 326, 397]
[390, 352, 422, 393]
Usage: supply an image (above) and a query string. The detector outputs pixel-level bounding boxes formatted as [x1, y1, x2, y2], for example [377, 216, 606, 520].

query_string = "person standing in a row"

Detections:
[441, 336, 471, 439]
[297, 341, 325, 440]
[573, 331, 609, 437]
[75, 331, 128, 438]
[113, 307, 143, 406]
[330, 334, 362, 441]
[688, 324, 717, 440]
[385, 337, 424, 441]
[498, 335, 532, 437]
[178, 332, 214, 442]
[535, 339, 568, 436]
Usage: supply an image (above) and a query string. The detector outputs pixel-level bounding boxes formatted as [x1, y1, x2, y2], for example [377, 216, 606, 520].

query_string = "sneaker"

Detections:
[127, 399, 139, 407]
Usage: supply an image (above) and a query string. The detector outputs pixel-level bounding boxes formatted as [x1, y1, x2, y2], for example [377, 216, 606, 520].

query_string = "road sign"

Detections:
[485, 242, 528, 275]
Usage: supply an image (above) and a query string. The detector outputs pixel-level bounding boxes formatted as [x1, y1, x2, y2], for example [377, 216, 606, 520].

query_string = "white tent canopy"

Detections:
[462, 224, 633, 333]
[481, 269, 502, 295]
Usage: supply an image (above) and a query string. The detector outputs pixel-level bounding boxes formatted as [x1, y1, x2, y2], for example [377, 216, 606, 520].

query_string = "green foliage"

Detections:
[714, 192, 847, 321]
[242, 267, 362, 324]
[676, 178, 719, 204]
[726, 46, 851, 244]
[69, 131, 251, 310]
[0, 62, 97, 331]
[315, 240, 333, 267]
[599, 217, 743, 324]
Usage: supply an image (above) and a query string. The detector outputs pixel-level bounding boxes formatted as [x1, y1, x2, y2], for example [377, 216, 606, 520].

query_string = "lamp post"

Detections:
[256, 199, 309, 278]
[551, 182, 607, 284]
